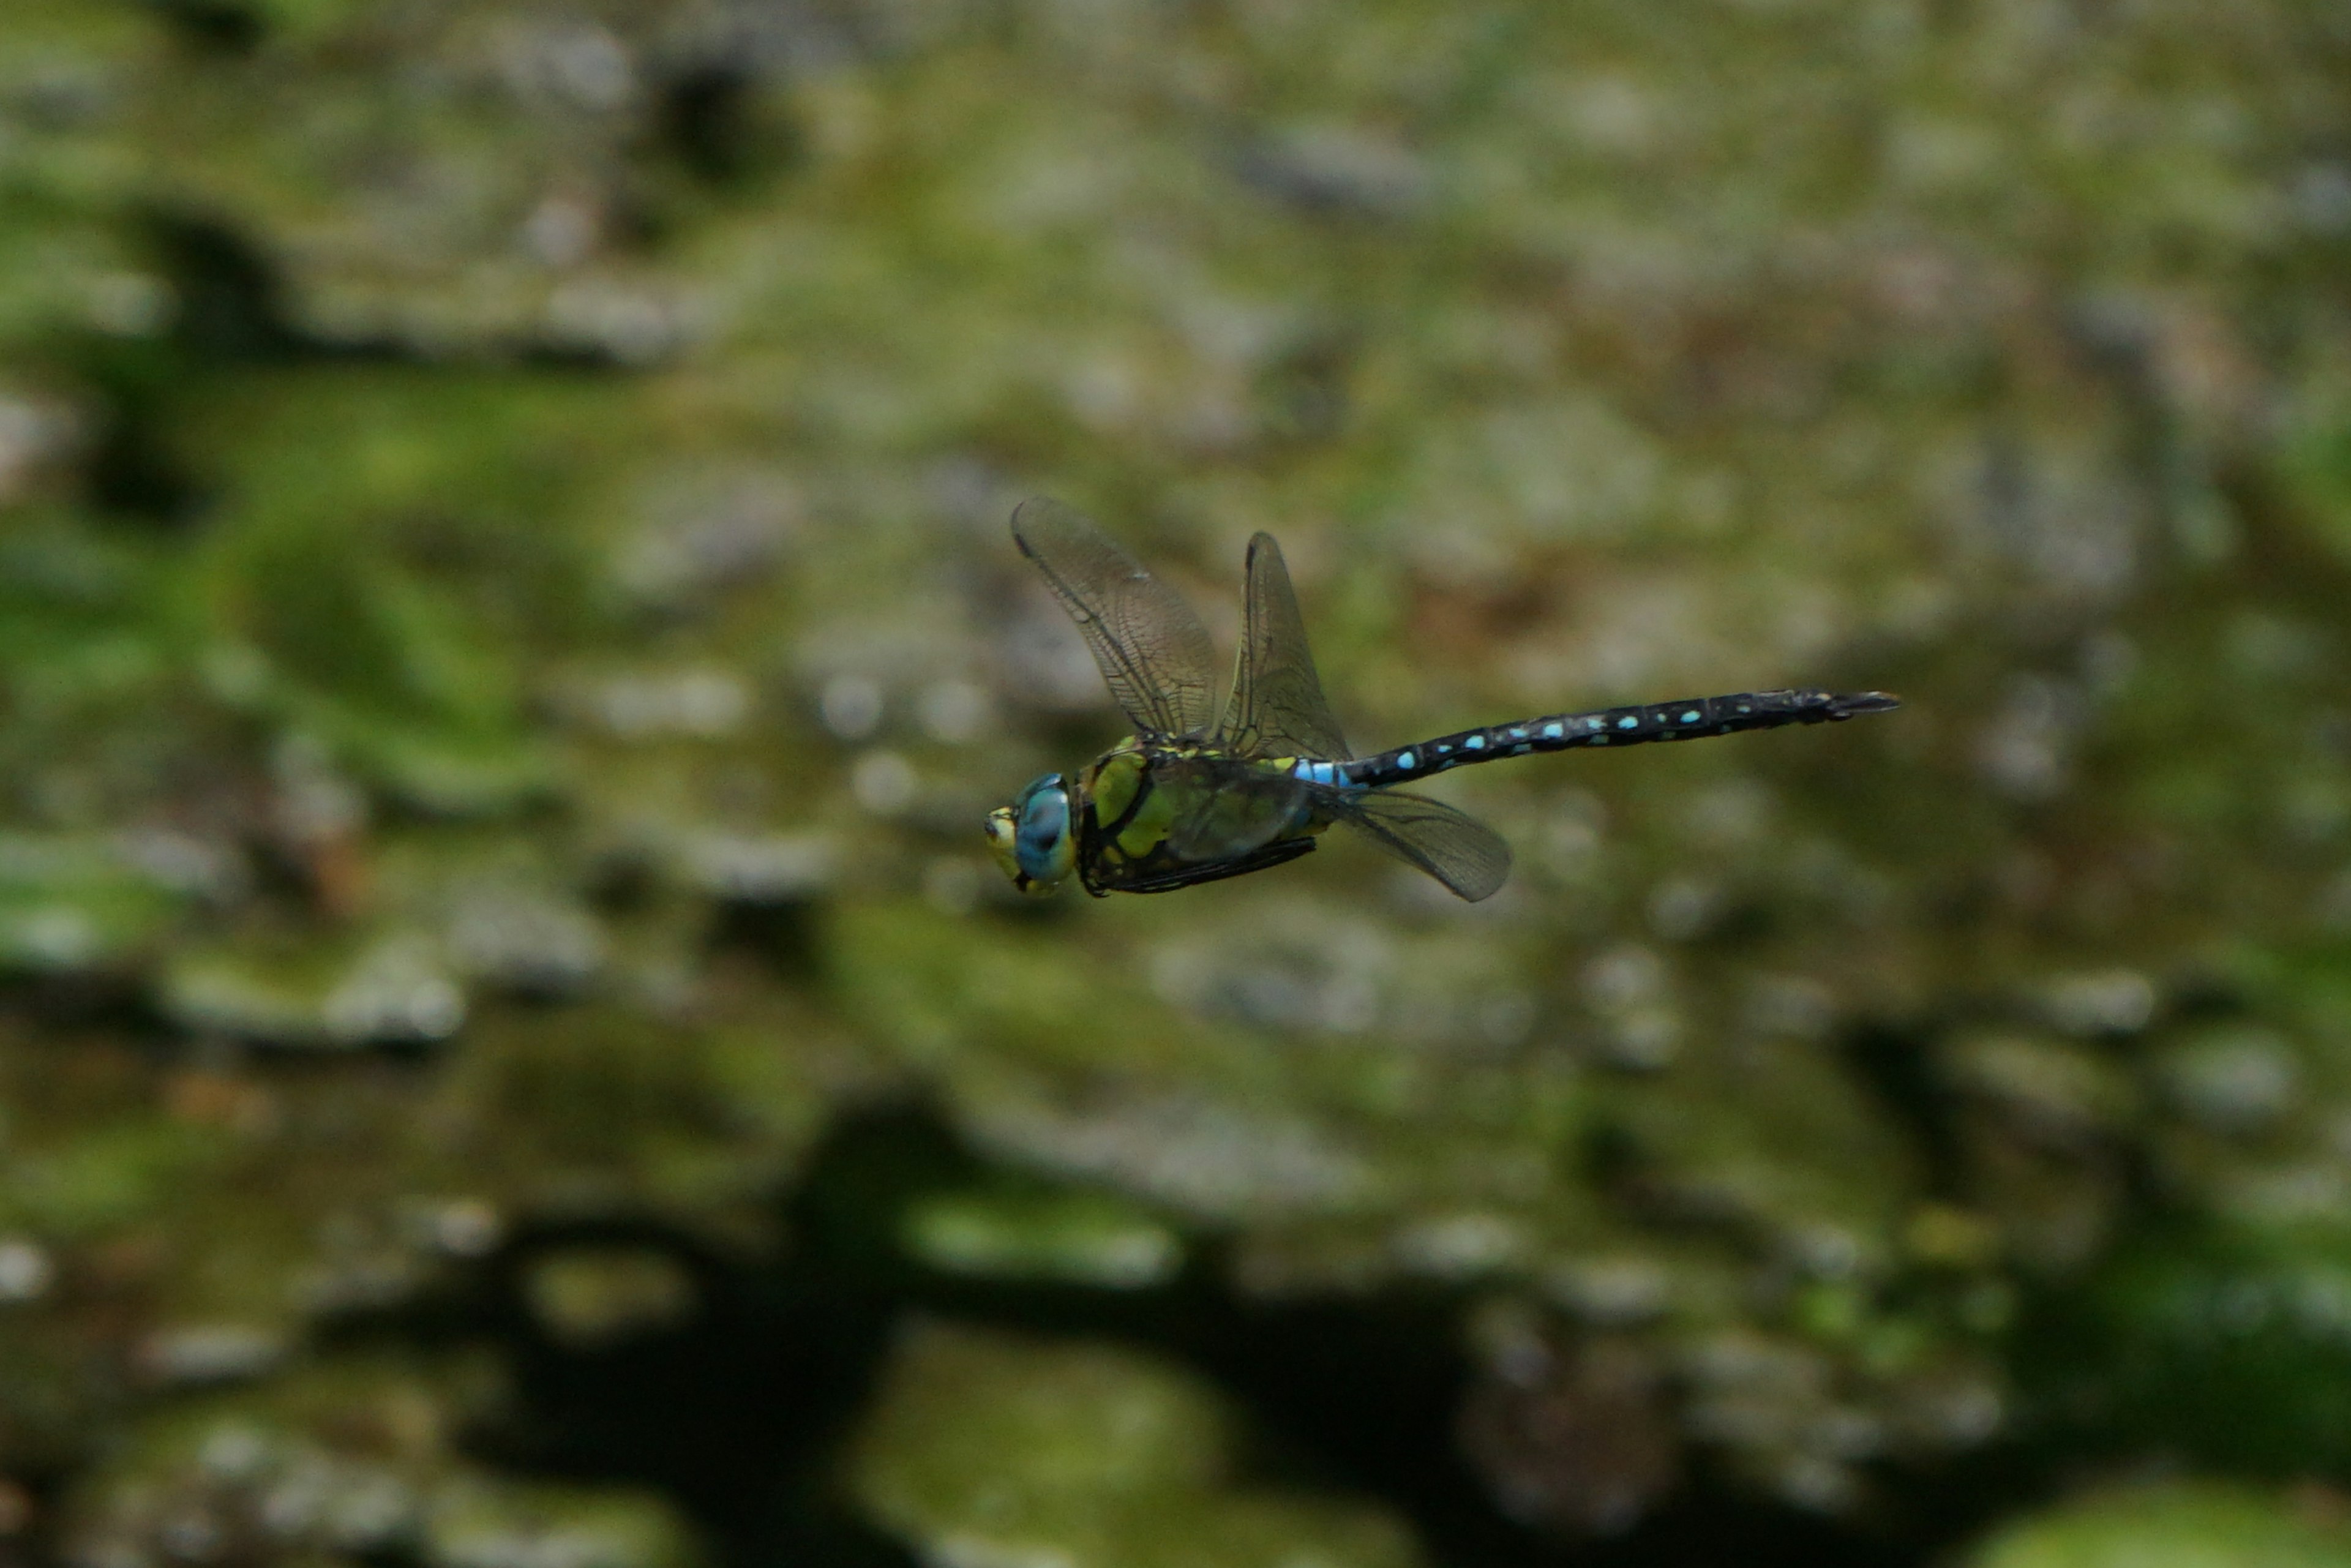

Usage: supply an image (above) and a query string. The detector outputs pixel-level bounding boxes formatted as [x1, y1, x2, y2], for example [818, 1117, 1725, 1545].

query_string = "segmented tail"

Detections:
[1341, 689, 1899, 789]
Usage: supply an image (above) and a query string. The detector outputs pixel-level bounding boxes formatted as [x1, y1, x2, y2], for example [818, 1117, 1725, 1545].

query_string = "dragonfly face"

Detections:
[986, 771, 1076, 895]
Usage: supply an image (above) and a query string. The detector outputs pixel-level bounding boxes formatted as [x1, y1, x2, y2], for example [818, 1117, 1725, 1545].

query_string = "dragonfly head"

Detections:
[986, 773, 1075, 895]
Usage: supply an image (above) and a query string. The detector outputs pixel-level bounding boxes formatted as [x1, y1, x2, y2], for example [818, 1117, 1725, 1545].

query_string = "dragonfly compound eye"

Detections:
[985, 774, 1073, 895]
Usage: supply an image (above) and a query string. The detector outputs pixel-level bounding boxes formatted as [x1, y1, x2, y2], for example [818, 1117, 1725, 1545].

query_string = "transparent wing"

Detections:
[1218, 532, 1350, 762]
[1330, 789, 1512, 902]
[1158, 758, 1315, 863]
[1012, 497, 1222, 740]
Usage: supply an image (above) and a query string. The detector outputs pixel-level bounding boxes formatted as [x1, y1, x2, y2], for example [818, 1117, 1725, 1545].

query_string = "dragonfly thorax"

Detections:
[985, 772, 1076, 895]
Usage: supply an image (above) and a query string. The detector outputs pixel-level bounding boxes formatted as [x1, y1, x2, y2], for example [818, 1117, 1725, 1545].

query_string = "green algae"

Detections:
[2031, 1221, 2351, 1475]
[849, 1319, 1422, 1568]
[62, 1356, 702, 1568]
[0, 0, 2345, 1558]
[163, 929, 465, 1047]
[900, 1183, 1184, 1287]
[1967, 1483, 2351, 1568]
[0, 833, 187, 972]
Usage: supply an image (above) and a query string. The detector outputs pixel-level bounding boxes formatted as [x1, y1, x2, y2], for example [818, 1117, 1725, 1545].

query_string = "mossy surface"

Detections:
[849, 1319, 1422, 1568]
[1966, 1484, 2351, 1568]
[0, 0, 2349, 1562]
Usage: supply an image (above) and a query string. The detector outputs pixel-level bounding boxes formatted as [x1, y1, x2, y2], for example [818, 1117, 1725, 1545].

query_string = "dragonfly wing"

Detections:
[1219, 532, 1351, 761]
[1160, 759, 1316, 863]
[1013, 497, 1223, 740]
[1330, 788, 1512, 902]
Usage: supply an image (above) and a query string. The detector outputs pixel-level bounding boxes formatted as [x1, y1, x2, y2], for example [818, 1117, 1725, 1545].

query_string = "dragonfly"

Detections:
[985, 498, 1897, 903]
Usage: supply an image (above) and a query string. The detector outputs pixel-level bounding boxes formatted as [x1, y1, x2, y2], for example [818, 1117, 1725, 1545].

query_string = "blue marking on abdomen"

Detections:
[1395, 750, 1416, 771]
[1296, 758, 1365, 790]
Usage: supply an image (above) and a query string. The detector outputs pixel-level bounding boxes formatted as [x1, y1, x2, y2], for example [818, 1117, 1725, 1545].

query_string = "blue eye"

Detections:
[983, 776, 1076, 893]
[1015, 776, 1070, 874]
[986, 775, 1076, 895]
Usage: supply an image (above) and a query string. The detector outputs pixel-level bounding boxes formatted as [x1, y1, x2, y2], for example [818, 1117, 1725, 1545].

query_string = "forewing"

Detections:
[1332, 789, 1512, 902]
[1219, 532, 1351, 761]
[1158, 758, 1316, 864]
[1012, 497, 1222, 740]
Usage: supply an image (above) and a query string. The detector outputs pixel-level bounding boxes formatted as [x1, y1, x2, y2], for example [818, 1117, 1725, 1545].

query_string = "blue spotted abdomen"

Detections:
[1284, 758, 1359, 789]
[1339, 689, 1899, 788]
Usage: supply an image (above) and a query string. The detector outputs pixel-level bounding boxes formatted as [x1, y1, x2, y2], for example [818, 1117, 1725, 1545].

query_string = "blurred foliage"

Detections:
[1, 0, 2349, 1564]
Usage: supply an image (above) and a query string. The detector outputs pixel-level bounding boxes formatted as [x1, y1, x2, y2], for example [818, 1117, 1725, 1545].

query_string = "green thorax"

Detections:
[1072, 740, 1329, 896]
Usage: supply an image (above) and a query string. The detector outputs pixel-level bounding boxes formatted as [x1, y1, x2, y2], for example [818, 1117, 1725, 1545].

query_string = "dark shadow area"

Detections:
[658, 67, 788, 188]
[148, 214, 303, 364]
[707, 899, 826, 985]
[148, 0, 267, 54]
[77, 214, 370, 525]
[1841, 1023, 1967, 1199]
[364, 1104, 2044, 1568]
[80, 339, 204, 524]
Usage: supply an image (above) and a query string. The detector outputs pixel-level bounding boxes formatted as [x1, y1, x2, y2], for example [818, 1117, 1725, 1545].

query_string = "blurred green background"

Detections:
[4, 2, 2351, 1565]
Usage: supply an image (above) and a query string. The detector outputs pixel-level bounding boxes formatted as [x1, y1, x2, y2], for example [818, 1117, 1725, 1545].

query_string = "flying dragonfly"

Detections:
[985, 498, 1897, 902]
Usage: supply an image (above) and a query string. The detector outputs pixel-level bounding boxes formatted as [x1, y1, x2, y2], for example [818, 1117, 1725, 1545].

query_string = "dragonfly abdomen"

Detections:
[1340, 688, 1899, 789]
[1282, 757, 1356, 789]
